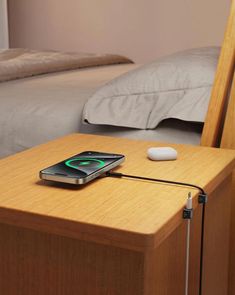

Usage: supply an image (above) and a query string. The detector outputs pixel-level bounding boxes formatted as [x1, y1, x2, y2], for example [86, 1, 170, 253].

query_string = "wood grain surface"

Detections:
[0, 133, 235, 251]
[202, 176, 231, 295]
[143, 177, 231, 295]
[220, 74, 235, 295]
[201, 0, 235, 147]
[221, 73, 235, 149]
[0, 222, 144, 295]
[0, 173, 231, 295]
[0, 133, 234, 295]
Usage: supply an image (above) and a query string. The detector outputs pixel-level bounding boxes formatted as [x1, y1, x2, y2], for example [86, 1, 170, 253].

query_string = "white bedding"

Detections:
[0, 63, 202, 158]
[84, 47, 219, 129]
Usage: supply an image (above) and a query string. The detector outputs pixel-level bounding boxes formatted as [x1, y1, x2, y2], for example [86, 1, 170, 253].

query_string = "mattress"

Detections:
[0, 63, 202, 158]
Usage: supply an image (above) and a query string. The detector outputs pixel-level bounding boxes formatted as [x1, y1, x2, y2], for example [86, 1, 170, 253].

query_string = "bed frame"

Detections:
[201, 0, 235, 293]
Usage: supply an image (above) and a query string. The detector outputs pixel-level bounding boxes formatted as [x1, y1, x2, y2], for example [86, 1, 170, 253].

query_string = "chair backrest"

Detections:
[200, 0, 235, 147]
[220, 72, 235, 149]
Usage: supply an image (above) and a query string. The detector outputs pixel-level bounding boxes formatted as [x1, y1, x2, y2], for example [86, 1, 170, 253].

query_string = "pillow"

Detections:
[83, 47, 220, 129]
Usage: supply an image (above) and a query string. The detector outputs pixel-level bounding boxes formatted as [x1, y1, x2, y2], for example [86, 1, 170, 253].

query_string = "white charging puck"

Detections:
[147, 147, 178, 161]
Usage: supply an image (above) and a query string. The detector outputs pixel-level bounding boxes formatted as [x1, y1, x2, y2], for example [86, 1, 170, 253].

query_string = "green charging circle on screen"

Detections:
[65, 158, 105, 170]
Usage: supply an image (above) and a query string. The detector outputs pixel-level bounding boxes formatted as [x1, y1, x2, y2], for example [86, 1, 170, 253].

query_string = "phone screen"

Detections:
[41, 151, 124, 179]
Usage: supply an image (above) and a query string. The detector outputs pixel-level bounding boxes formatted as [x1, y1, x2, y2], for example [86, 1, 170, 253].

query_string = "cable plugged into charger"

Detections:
[183, 192, 193, 220]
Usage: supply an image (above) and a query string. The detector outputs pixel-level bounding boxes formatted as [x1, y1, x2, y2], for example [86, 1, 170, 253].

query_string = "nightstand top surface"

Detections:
[0, 133, 235, 250]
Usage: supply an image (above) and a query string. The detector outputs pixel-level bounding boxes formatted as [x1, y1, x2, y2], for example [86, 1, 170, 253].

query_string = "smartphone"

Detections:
[39, 151, 125, 185]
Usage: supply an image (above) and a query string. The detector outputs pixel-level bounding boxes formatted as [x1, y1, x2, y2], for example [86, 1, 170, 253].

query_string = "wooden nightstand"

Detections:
[0, 134, 234, 295]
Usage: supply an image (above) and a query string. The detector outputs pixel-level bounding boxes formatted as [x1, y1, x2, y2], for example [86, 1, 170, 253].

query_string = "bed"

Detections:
[0, 61, 133, 157]
[0, 49, 207, 158]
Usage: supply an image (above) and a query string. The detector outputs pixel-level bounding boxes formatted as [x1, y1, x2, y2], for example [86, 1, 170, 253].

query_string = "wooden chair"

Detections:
[220, 74, 235, 149]
[201, 0, 235, 147]
[201, 0, 235, 293]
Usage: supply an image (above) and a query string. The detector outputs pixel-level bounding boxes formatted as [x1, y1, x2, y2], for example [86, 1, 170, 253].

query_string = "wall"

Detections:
[8, 0, 231, 63]
[0, 0, 9, 48]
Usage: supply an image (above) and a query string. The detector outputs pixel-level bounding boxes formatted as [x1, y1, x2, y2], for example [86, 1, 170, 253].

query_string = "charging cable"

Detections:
[106, 171, 206, 195]
[106, 171, 207, 295]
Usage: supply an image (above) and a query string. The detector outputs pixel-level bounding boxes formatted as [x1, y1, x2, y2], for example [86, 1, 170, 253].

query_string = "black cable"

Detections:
[106, 170, 207, 295]
[199, 203, 205, 295]
[106, 171, 206, 195]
